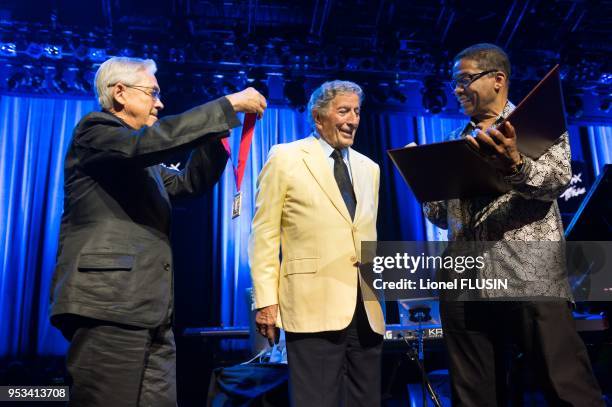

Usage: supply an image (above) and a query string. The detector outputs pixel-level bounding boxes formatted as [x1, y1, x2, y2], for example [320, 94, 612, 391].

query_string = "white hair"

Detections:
[307, 80, 363, 129]
[94, 57, 157, 110]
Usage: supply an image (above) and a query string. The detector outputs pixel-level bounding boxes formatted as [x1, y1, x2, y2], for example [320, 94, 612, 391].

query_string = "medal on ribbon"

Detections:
[222, 112, 257, 218]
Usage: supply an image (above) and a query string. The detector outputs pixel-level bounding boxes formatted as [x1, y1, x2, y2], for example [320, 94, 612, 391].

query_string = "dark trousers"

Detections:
[440, 301, 604, 407]
[57, 315, 177, 407]
[285, 298, 383, 407]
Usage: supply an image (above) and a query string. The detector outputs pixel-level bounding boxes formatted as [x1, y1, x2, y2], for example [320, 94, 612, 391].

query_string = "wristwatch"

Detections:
[508, 155, 524, 176]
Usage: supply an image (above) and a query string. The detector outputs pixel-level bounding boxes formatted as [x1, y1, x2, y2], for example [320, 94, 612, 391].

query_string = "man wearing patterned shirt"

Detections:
[423, 43, 603, 406]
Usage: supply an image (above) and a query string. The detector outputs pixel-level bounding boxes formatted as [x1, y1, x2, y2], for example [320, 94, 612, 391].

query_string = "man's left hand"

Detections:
[467, 121, 522, 174]
[255, 304, 279, 346]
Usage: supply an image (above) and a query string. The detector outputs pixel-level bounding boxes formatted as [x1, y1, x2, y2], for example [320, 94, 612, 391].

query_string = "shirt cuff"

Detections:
[504, 155, 532, 185]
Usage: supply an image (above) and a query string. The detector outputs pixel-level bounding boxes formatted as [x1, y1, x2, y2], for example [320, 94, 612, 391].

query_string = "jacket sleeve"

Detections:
[160, 140, 229, 198]
[75, 97, 240, 169]
[504, 133, 571, 201]
[248, 145, 288, 309]
[423, 200, 449, 229]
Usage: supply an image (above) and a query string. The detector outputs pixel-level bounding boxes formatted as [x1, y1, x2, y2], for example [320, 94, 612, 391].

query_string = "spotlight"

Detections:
[53, 70, 70, 93]
[249, 78, 269, 99]
[247, 67, 269, 99]
[30, 71, 44, 90]
[564, 90, 583, 118]
[599, 96, 611, 113]
[421, 77, 447, 114]
[74, 45, 88, 61]
[42, 66, 57, 91]
[283, 78, 307, 112]
[389, 86, 407, 103]
[25, 43, 43, 59]
[76, 69, 93, 93]
[221, 80, 238, 95]
[7, 71, 25, 90]
[0, 42, 17, 57]
[168, 48, 185, 64]
[118, 48, 134, 57]
[43, 45, 62, 59]
[88, 48, 107, 62]
[368, 83, 390, 104]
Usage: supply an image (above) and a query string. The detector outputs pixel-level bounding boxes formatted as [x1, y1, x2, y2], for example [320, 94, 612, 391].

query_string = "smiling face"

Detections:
[112, 70, 164, 129]
[314, 92, 361, 149]
[452, 58, 506, 120]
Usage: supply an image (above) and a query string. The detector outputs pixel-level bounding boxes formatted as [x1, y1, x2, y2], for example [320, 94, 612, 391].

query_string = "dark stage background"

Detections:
[0, 0, 611, 404]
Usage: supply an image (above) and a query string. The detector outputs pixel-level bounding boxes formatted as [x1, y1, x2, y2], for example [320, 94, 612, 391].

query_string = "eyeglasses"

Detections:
[108, 83, 161, 100]
[449, 70, 498, 90]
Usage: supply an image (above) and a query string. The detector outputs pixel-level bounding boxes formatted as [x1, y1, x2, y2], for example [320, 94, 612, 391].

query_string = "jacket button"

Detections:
[350, 256, 357, 263]
[163, 263, 171, 271]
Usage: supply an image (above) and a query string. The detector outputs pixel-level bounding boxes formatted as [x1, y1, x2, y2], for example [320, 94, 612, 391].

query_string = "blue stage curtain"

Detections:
[0, 95, 96, 357]
[587, 125, 612, 176]
[1, 92, 611, 356]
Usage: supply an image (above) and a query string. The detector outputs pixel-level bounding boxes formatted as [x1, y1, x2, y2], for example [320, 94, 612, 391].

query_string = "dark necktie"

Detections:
[331, 149, 356, 220]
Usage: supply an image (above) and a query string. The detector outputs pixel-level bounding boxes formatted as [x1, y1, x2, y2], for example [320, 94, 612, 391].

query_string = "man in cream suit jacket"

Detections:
[249, 80, 384, 407]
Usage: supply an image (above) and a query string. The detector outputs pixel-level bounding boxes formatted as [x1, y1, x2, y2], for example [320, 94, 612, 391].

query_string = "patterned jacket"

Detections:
[423, 101, 573, 299]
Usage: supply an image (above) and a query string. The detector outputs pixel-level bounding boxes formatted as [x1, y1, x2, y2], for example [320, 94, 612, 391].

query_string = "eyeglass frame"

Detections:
[107, 83, 161, 100]
[449, 69, 499, 91]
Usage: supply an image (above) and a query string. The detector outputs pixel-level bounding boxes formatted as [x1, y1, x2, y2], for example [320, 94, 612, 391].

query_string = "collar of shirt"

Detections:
[461, 100, 516, 137]
[313, 132, 353, 182]
[102, 109, 136, 130]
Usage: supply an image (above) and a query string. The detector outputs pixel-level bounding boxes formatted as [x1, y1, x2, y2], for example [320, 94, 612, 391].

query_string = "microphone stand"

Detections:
[406, 306, 442, 407]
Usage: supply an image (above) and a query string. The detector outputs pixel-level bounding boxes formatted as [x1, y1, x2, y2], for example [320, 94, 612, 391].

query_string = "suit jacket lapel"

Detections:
[302, 137, 352, 224]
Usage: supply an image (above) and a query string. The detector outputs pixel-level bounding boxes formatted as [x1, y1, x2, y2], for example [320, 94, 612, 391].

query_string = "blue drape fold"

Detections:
[0, 94, 610, 356]
[0, 96, 96, 357]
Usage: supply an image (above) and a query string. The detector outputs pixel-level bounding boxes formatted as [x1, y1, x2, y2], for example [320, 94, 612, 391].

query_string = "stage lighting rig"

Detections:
[0, 42, 17, 57]
[247, 67, 269, 99]
[421, 76, 447, 114]
[599, 93, 611, 114]
[43, 45, 62, 60]
[7, 71, 25, 91]
[283, 77, 307, 112]
[565, 89, 584, 118]
[88, 48, 107, 63]
[368, 82, 390, 104]
[25, 43, 43, 59]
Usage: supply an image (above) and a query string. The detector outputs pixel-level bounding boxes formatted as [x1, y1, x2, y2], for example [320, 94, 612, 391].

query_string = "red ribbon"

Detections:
[221, 113, 256, 192]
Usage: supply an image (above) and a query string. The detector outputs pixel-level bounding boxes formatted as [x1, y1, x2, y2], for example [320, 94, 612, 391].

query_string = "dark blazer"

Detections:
[50, 97, 240, 328]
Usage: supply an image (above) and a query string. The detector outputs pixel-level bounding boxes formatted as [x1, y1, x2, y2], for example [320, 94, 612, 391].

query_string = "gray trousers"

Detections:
[58, 316, 176, 407]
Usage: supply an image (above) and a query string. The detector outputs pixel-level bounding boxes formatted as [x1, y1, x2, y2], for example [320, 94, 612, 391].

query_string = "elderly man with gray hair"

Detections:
[49, 56, 266, 406]
[249, 80, 385, 407]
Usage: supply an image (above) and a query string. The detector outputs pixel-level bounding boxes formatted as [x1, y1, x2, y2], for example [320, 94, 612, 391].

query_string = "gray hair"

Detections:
[94, 57, 157, 110]
[307, 80, 363, 129]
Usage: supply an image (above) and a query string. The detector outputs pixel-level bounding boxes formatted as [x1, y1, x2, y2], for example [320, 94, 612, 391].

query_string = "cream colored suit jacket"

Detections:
[248, 136, 385, 334]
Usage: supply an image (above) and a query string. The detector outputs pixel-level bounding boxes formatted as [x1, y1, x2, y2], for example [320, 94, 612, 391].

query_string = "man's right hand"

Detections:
[225, 87, 267, 118]
[255, 304, 278, 345]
